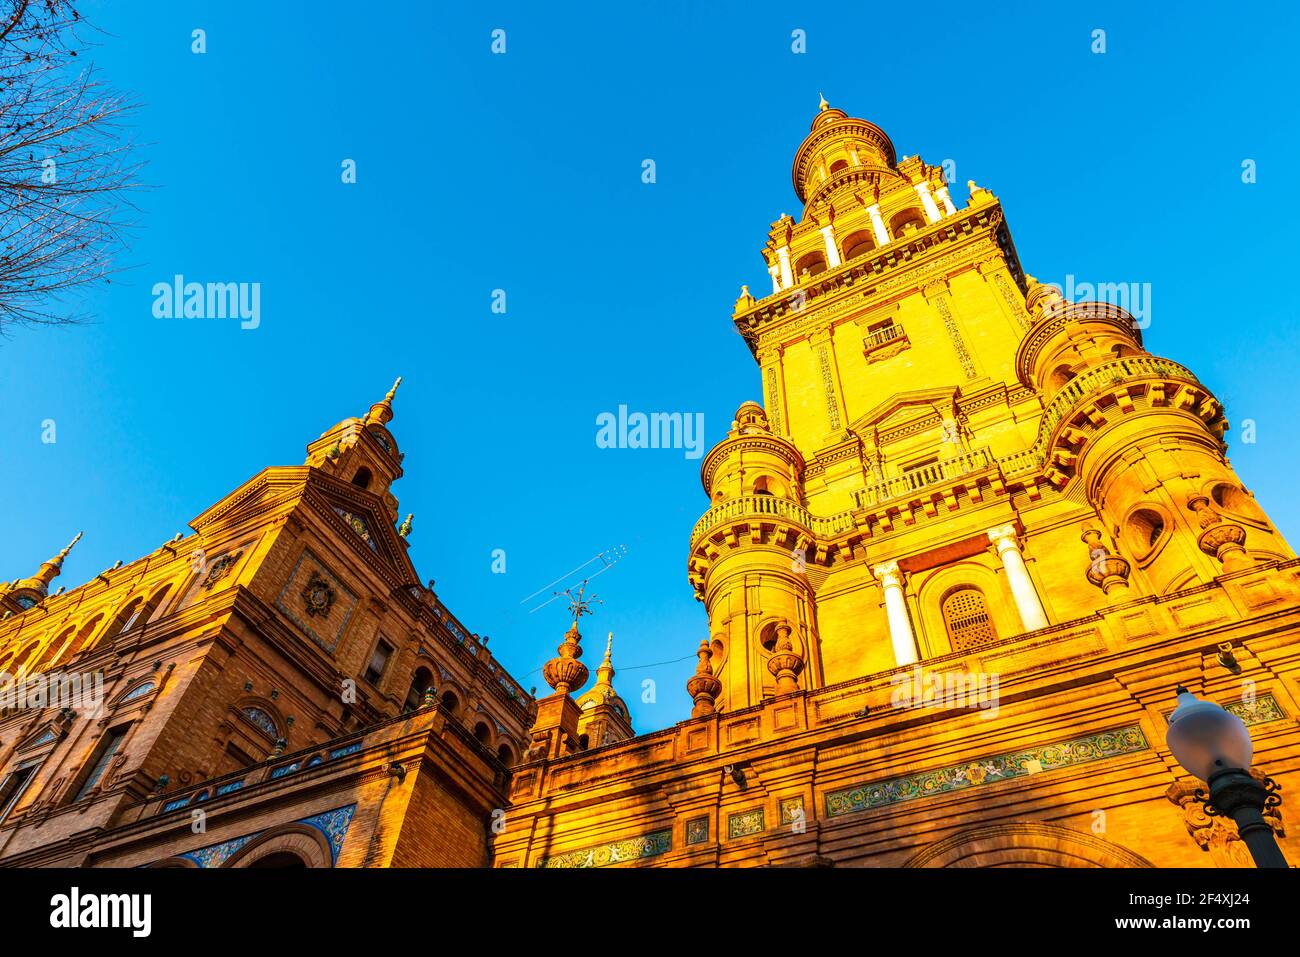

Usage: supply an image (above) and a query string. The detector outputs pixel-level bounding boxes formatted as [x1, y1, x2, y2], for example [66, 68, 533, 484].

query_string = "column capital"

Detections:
[872, 561, 903, 588]
[986, 524, 1020, 550]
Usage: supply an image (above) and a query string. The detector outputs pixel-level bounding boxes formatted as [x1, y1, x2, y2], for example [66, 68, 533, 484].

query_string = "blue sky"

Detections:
[4, 1, 1298, 731]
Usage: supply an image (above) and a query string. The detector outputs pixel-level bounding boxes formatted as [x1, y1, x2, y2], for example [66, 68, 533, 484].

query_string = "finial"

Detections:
[557, 579, 602, 624]
[58, 531, 83, 561]
[32, 531, 84, 591]
[364, 375, 402, 427]
[604, 630, 614, 662]
[398, 513, 413, 539]
[818, 91, 829, 111]
[542, 618, 589, 695]
[686, 638, 722, 718]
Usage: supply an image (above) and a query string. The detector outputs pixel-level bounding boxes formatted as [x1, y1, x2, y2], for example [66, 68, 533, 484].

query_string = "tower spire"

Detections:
[35, 531, 82, 590]
[364, 375, 402, 426]
[592, 631, 616, 698]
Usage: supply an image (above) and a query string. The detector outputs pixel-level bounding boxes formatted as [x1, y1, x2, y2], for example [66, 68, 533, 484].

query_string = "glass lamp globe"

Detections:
[1165, 688, 1253, 782]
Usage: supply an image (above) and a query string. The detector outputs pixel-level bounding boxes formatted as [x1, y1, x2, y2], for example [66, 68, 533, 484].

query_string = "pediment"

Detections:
[849, 387, 961, 437]
[306, 474, 413, 576]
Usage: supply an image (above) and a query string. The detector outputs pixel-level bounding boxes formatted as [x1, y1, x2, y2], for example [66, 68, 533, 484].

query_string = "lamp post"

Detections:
[1165, 686, 1288, 868]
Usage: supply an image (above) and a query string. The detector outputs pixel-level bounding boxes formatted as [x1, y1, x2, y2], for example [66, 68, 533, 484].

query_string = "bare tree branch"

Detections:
[0, 0, 140, 333]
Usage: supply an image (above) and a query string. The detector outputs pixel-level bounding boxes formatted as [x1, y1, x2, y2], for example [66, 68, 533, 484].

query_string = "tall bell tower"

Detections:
[686, 98, 1293, 715]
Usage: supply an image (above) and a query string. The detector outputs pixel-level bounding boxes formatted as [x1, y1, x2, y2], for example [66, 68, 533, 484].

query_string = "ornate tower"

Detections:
[687, 98, 1293, 713]
[575, 633, 634, 747]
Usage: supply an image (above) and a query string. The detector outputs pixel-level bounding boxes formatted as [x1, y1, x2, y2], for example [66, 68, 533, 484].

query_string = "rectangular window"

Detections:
[365, 639, 393, 685]
[72, 726, 128, 802]
[0, 759, 42, 823]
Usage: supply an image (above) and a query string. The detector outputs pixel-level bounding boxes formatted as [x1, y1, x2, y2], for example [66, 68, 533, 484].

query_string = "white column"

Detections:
[776, 246, 793, 289]
[866, 204, 890, 247]
[915, 182, 942, 223]
[819, 225, 842, 268]
[987, 525, 1049, 632]
[873, 561, 918, 665]
[935, 185, 957, 216]
[768, 263, 781, 294]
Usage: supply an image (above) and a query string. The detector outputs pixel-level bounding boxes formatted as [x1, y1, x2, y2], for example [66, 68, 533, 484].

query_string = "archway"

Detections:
[904, 821, 1155, 868]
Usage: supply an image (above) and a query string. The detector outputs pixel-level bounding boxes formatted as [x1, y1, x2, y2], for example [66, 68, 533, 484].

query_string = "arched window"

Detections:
[1047, 365, 1077, 392]
[889, 208, 927, 239]
[829, 159, 849, 174]
[473, 721, 491, 744]
[439, 689, 460, 715]
[941, 588, 998, 651]
[109, 598, 144, 639]
[8, 641, 40, 676]
[49, 615, 103, 668]
[404, 667, 434, 711]
[794, 250, 827, 278]
[33, 627, 75, 672]
[841, 229, 876, 261]
[241, 707, 279, 739]
[249, 851, 308, 869]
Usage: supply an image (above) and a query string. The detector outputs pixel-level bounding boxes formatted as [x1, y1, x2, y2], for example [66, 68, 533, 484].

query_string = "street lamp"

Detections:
[1165, 686, 1288, 868]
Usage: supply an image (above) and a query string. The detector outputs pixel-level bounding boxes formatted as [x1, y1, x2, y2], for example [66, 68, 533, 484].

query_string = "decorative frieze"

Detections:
[931, 294, 977, 380]
[728, 808, 765, 839]
[824, 725, 1149, 818]
[538, 828, 672, 868]
[816, 343, 842, 431]
[764, 365, 784, 435]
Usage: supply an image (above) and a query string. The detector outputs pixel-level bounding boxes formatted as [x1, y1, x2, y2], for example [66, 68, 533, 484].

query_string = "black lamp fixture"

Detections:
[1166, 685, 1287, 868]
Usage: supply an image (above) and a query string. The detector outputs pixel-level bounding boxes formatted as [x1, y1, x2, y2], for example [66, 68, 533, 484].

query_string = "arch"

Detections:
[751, 474, 789, 498]
[145, 856, 200, 869]
[7, 641, 41, 676]
[108, 597, 145, 640]
[940, 587, 999, 652]
[828, 158, 849, 174]
[240, 705, 281, 740]
[840, 229, 876, 262]
[351, 467, 373, 490]
[496, 742, 516, 765]
[915, 561, 1019, 656]
[439, 687, 462, 716]
[1122, 505, 1169, 564]
[888, 207, 927, 239]
[224, 824, 334, 868]
[472, 720, 492, 745]
[904, 821, 1155, 868]
[32, 626, 76, 672]
[1207, 481, 1269, 527]
[140, 584, 174, 625]
[793, 250, 827, 279]
[48, 614, 104, 668]
[404, 666, 435, 711]
[1047, 364, 1077, 392]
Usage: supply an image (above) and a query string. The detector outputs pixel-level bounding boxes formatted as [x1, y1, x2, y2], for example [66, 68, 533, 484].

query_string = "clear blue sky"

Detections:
[4, 1, 1298, 732]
